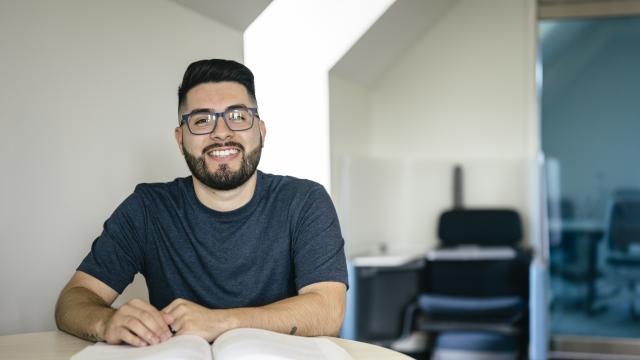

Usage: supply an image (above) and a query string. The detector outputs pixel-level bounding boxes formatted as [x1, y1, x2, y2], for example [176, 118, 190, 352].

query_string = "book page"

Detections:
[211, 328, 353, 360]
[71, 335, 211, 360]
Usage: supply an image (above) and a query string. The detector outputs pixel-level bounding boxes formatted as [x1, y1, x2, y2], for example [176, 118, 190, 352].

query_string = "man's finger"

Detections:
[168, 317, 184, 335]
[162, 311, 174, 323]
[127, 300, 172, 340]
[119, 328, 149, 347]
[161, 298, 184, 315]
[136, 308, 172, 340]
[124, 317, 161, 345]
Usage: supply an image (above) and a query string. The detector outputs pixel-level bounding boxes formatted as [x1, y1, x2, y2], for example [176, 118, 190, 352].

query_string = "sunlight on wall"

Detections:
[244, 0, 394, 190]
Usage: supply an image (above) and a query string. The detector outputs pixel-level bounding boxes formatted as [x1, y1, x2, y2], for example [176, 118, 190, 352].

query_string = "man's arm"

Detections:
[162, 281, 347, 342]
[55, 271, 172, 347]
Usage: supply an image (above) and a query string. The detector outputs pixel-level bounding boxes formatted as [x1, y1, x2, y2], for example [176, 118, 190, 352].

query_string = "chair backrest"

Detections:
[606, 194, 640, 253]
[438, 209, 522, 247]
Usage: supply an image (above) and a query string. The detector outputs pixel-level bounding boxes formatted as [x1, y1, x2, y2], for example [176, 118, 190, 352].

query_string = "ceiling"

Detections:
[169, 0, 640, 87]
[169, 0, 640, 33]
[171, 0, 445, 89]
[330, 0, 455, 88]
[170, 0, 272, 31]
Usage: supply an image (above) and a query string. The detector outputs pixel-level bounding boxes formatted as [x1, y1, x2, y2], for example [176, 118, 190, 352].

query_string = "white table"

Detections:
[0, 331, 414, 360]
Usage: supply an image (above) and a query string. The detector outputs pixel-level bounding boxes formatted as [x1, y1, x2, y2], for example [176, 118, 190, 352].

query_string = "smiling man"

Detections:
[55, 59, 348, 347]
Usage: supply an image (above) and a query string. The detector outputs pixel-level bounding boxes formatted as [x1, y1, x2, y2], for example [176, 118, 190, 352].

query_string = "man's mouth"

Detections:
[203, 144, 243, 161]
[208, 148, 239, 157]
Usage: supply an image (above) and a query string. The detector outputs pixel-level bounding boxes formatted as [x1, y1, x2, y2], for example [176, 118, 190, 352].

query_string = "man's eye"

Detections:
[191, 116, 210, 126]
[228, 111, 248, 122]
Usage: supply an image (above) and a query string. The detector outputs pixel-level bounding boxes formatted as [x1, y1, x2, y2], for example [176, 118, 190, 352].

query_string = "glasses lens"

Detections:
[188, 113, 213, 134]
[225, 108, 253, 131]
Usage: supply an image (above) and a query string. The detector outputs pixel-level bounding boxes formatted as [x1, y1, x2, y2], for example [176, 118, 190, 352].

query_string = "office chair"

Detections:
[602, 190, 640, 318]
[548, 198, 605, 314]
[402, 209, 530, 359]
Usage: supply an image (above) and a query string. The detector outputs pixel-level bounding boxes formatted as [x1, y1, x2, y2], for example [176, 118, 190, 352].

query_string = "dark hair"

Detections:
[177, 59, 256, 112]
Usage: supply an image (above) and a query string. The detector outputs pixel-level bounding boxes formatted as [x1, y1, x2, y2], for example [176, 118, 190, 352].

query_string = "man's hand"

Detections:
[162, 298, 235, 342]
[102, 298, 173, 347]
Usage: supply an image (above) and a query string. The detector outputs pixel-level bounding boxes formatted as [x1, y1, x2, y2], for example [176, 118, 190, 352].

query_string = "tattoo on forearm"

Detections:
[289, 326, 297, 335]
[80, 331, 101, 342]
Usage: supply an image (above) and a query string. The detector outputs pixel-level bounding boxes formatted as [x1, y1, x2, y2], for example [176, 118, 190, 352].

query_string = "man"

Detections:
[55, 59, 348, 347]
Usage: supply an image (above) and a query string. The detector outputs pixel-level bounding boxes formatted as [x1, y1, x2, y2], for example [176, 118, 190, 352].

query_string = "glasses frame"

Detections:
[180, 106, 259, 135]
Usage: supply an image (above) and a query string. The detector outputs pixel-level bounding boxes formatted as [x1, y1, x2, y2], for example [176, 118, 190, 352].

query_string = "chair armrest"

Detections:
[426, 246, 516, 261]
[418, 294, 523, 319]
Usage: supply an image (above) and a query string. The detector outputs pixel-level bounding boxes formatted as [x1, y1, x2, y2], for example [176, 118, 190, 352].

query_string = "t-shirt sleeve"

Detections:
[292, 184, 348, 291]
[77, 190, 147, 294]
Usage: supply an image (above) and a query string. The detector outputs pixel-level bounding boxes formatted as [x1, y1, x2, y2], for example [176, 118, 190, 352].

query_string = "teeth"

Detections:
[208, 149, 239, 157]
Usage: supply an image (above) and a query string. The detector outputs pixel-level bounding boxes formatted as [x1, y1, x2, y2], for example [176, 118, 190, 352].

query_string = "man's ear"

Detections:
[259, 120, 266, 148]
[174, 126, 184, 155]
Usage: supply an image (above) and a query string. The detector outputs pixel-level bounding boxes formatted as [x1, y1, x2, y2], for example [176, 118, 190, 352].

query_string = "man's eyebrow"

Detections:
[226, 104, 251, 110]
[188, 108, 211, 114]
[187, 104, 250, 114]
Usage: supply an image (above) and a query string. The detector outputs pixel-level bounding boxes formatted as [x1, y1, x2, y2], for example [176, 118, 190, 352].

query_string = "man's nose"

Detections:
[209, 116, 233, 141]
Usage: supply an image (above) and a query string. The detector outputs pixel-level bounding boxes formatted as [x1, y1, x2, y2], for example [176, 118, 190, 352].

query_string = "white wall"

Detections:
[331, 0, 537, 255]
[369, 0, 530, 159]
[243, 0, 394, 191]
[329, 74, 372, 217]
[0, 0, 243, 335]
[334, 157, 528, 255]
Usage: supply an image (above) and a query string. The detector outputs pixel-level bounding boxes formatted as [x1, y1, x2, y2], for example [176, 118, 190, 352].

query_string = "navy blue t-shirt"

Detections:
[78, 171, 348, 310]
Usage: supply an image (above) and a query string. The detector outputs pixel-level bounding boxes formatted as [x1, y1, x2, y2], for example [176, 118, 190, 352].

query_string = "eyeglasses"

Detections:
[180, 105, 259, 135]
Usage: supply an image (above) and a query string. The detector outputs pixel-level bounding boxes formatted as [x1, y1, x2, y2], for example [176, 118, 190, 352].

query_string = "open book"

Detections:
[71, 328, 353, 360]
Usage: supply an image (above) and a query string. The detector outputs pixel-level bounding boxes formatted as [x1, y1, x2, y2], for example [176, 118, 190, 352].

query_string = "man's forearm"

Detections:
[55, 286, 115, 342]
[227, 289, 345, 337]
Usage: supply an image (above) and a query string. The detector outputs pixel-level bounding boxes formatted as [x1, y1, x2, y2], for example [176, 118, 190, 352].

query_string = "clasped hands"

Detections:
[101, 298, 233, 347]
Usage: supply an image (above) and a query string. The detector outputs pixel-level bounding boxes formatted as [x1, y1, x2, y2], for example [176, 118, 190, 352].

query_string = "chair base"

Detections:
[433, 349, 517, 360]
[432, 331, 519, 360]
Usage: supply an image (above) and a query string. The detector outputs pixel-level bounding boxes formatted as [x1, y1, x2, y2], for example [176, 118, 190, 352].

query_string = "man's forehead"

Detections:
[185, 81, 252, 108]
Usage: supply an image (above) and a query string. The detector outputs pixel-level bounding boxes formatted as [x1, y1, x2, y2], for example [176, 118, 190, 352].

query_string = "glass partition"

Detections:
[541, 16, 640, 339]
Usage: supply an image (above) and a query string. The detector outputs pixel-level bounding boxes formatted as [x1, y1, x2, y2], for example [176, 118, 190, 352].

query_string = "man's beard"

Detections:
[182, 138, 262, 191]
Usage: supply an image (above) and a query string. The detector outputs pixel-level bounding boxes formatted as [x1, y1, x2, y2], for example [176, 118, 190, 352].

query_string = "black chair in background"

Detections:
[548, 198, 604, 313]
[602, 190, 640, 318]
[403, 209, 530, 359]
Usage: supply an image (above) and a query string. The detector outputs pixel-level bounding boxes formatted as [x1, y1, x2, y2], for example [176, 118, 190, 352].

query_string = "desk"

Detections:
[0, 331, 413, 360]
[345, 256, 423, 346]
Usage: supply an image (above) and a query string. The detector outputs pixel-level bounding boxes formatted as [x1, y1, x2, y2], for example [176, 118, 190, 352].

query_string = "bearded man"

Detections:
[55, 59, 348, 347]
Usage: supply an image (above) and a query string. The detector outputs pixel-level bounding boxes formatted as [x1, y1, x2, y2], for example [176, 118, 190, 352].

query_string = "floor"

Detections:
[550, 275, 640, 338]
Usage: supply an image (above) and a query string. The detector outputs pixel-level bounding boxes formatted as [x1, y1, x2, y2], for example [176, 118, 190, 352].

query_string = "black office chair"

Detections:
[403, 209, 530, 359]
[603, 190, 640, 318]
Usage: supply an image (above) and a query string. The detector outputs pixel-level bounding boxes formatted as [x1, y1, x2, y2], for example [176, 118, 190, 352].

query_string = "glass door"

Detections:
[540, 15, 640, 354]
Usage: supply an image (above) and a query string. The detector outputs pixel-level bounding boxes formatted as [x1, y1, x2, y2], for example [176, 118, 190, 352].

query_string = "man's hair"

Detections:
[177, 59, 257, 112]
